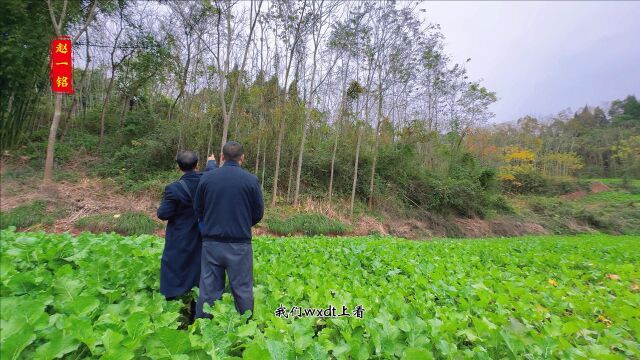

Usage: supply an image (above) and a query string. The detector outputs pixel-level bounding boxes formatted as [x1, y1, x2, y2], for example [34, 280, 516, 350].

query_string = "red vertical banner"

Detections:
[50, 36, 74, 94]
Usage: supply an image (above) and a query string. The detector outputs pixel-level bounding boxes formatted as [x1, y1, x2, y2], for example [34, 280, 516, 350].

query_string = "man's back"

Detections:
[194, 160, 264, 243]
[195, 142, 261, 318]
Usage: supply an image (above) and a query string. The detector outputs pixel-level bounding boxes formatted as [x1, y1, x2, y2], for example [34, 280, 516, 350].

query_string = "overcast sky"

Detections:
[421, 1, 640, 123]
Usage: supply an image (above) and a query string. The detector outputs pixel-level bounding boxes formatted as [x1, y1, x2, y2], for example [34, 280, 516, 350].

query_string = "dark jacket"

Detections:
[156, 160, 217, 298]
[194, 160, 264, 243]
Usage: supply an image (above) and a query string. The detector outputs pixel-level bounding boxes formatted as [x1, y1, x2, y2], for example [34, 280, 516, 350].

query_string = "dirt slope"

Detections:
[1, 166, 597, 239]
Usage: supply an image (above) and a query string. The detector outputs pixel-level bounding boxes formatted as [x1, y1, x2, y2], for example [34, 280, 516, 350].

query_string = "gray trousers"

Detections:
[195, 241, 254, 318]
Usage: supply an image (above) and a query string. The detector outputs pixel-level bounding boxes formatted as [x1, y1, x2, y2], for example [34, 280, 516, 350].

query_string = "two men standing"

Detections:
[156, 141, 263, 320]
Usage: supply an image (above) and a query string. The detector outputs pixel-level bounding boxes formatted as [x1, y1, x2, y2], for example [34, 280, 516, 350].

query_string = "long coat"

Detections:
[157, 161, 216, 298]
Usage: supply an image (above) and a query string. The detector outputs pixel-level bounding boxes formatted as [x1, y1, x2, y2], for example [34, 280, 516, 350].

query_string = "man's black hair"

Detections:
[223, 141, 244, 161]
[176, 150, 199, 171]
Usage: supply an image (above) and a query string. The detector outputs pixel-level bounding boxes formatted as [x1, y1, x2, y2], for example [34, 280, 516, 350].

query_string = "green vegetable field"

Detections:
[1, 228, 639, 359]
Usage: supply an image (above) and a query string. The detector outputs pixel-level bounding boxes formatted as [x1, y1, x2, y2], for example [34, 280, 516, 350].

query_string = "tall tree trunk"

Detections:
[119, 95, 129, 126]
[286, 151, 295, 203]
[293, 111, 310, 206]
[83, 67, 95, 124]
[207, 112, 215, 155]
[270, 0, 307, 207]
[61, 29, 92, 141]
[43, 0, 66, 192]
[255, 23, 266, 176]
[255, 112, 263, 174]
[350, 126, 363, 217]
[368, 72, 383, 209]
[271, 118, 286, 206]
[42, 94, 63, 191]
[328, 57, 350, 207]
[328, 125, 339, 206]
[261, 140, 267, 190]
[99, 76, 115, 145]
[219, 0, 263, 152]
[254, 134, 262, 174]
[97, 5, 126, 146]
[218, 1, 233, 151]
[169, 35, 191, 123]
[43, 0, 96, 191]
[293, 14, 324, 207]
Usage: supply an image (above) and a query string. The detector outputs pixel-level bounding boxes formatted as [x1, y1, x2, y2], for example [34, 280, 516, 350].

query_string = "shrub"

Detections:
[63, 129, 100, 153]
[266, 213, 350, 236]
[488, 194, 514, 214]
[478, 167, 498, 190]
[577, 205, 640, 235]
[0, 200, 62, 229]
[5, 128, 78, 167]
[403, 169, 501, 218]
[75, 211, 161, 235]
[544, 177, 590, 195]
[520, 192, 640, 235]
[501, 172, 591, 196]
[116, 170, 178, 197]
[500, 170, 547, 194]
[0, 166, 39, 184]
[443, 177, 489, 217]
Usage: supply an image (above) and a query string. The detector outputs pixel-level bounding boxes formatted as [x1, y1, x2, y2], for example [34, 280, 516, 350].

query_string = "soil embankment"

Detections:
[0, 171, 614, 239]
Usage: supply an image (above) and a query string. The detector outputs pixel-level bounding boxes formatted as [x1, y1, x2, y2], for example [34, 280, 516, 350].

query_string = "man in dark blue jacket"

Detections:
[157, 151, 217, 315]
[194, 141, 264, 318]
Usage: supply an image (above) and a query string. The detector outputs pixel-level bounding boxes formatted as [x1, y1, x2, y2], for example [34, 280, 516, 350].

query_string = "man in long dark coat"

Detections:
[157, 150, 217, 315]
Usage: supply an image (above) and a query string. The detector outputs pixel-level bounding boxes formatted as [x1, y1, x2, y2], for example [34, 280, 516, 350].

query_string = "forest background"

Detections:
[1, 0, 639, 238]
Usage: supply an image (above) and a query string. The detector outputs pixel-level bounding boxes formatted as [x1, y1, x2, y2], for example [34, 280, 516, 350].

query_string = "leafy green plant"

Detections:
[75, 211, 161, 235]
[1, 229, 638, 359]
